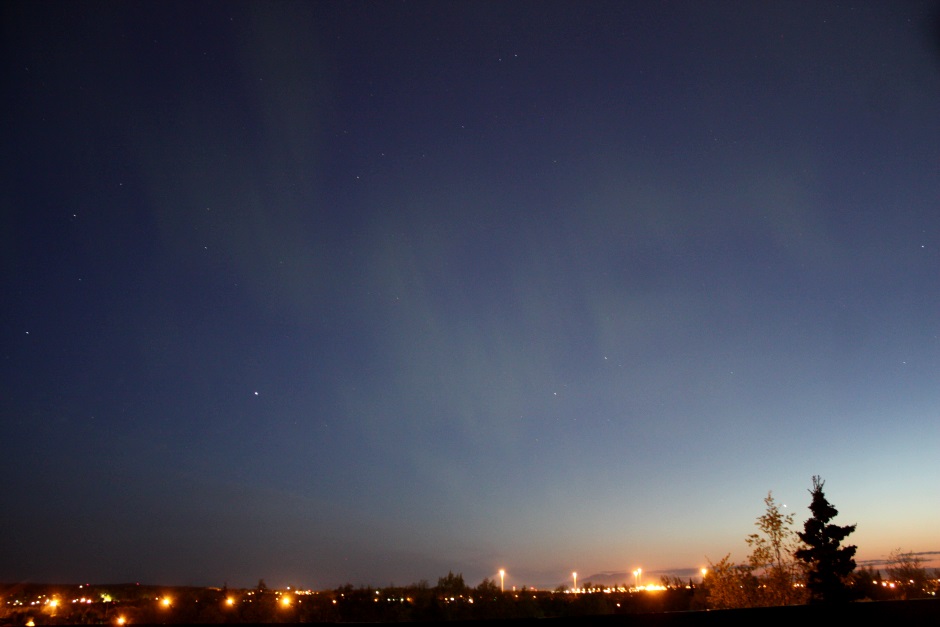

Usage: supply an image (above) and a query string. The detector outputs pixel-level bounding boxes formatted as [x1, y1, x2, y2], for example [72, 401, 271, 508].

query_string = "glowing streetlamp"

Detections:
[633, 568, 642, 589]
[499, 569, 506, 593]
[572, 572, 578, 592]
[701, 568, 707, 583]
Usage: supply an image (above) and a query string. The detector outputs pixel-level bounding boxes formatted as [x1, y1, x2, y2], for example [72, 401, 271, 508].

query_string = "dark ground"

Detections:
[82, 598, 940, 625]
[552, 597, 940, 625]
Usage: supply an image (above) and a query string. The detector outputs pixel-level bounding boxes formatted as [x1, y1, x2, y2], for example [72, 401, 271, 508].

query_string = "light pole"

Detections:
[633, 568, 642, 589]
[701, 568, 707, 585]
[572, 572, 578, 592]
[499, 569, 505, 593]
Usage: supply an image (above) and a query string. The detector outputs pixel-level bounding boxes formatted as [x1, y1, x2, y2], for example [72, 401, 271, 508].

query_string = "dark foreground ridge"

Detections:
[49, 599, 939, 626]
[557, 598, 940, 625]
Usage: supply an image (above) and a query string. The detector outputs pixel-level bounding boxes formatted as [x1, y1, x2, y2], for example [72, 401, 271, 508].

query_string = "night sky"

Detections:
[3, 1, 939, 589]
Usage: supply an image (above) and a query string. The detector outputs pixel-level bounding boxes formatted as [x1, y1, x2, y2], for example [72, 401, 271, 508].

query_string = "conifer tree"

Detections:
[794, 476, 857, 602]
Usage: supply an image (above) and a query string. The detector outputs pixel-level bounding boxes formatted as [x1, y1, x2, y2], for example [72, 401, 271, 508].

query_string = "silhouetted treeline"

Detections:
[0, 578, 696, 624]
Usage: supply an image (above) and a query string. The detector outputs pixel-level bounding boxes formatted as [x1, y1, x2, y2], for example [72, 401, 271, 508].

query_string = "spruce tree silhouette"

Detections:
[795, 476, 857, 602]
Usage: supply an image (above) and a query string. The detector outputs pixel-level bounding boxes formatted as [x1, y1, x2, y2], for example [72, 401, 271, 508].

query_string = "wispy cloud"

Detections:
[857, 550, 940, 567]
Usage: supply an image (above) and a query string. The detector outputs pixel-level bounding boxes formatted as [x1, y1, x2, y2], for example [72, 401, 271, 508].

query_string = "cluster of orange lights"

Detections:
[10, 570, 936, 627]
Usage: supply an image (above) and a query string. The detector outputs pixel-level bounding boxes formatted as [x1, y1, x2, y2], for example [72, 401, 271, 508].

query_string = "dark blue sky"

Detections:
[3, 1, 939, 588]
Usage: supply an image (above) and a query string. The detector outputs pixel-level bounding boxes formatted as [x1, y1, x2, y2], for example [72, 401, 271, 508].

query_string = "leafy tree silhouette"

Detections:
[795, 475, 857, 602]
[745, 492, 806, 606]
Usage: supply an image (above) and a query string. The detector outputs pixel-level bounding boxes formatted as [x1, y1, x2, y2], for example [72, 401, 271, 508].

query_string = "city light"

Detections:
[0, 567, 940, 627]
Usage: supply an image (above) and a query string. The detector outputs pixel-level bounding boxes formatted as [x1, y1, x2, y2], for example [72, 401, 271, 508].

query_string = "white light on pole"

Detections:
[499, 569, 505, 593]
[572, 572, 578, 592]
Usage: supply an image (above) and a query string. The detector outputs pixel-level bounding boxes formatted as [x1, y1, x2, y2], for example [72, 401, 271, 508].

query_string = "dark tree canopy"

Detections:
[794, 476, 857, 602]
[435, 571, 469, 596]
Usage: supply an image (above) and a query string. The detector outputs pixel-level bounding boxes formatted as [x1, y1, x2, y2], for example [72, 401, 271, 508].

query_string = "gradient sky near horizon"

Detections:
[2, 1, 939, 589]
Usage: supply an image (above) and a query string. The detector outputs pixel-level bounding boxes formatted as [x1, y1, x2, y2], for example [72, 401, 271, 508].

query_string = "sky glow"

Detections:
[2, 1, 939, 588]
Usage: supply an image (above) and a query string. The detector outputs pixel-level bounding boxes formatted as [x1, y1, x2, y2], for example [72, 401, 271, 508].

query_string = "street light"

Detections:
[701, 568, 707, 584]
[499, 569, 505, 593]
[572, 572, 578, 592]
[633, 568, 642, 589]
